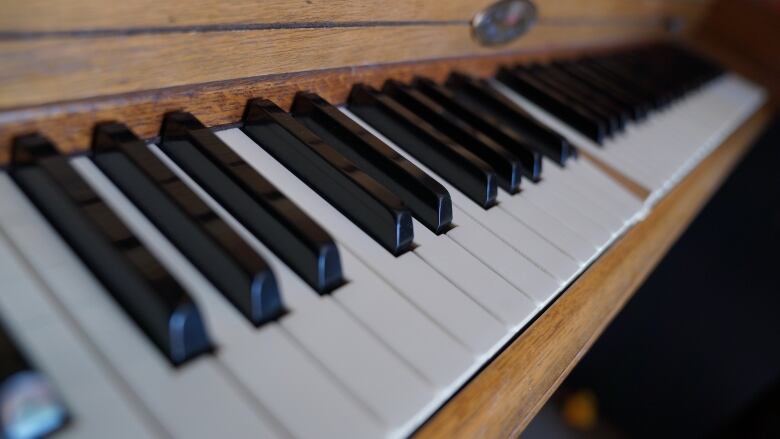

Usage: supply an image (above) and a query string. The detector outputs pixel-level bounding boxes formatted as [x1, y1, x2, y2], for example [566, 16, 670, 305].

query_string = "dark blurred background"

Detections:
[522, 113, 780, 438]
[521, 1, 780, 437]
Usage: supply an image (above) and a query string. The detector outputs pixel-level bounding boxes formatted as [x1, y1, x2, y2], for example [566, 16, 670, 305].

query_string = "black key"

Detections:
[10, 134, 211, 366]
[0, 321, 69, 439]
[523, 64, 627, 131]
[533, 64, 632, 126]
[580, 59, 662, 110]
[496, 67, 607, 143]
[519, 65, 620, 134]
[412, 77, 543, 181]
[445, 72, 574, 165]
[92, 123, 284, 325]
[159, 112, 343, 294]
[553, 62, 649, 120]
[242, 99, 414, 255]
[291, 92, 453, 234]
[383, 80, 523, 193]
[347, 84, 498, 209]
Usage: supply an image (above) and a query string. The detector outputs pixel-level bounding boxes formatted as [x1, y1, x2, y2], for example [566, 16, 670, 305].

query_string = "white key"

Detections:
[564, 158, 645, 221]
[512, 181, 612, 249]
[446, 208, 566, 302]
[0, 228, 159, 439]
[71, 157, 388, 438]
[147, 141, 439, 433]
[0, 174, 285, 439]
[335, 250, 475, 388]
[492, 75, 766, 203]
[536, 160, 625, 231]
[412, 218, 538, 328]
[340, 107, 586, 281]
[214, 128, 506, 357]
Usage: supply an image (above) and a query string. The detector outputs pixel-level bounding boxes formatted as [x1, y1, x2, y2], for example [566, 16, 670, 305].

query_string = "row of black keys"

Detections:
[495, 44, 723, 143]
[5, 44, 720, 369]
[7, 71, 578, 366]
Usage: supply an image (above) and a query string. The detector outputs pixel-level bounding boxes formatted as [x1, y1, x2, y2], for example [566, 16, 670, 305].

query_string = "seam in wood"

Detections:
[0, 20, 470, 41]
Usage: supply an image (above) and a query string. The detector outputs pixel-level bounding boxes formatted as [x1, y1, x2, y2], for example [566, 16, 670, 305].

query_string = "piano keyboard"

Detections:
[0, 43, 766, 439]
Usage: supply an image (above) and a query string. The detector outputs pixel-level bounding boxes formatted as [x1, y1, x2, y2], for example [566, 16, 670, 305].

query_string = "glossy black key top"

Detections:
[553, 62, 648, 120]
[544, 64, 635, 122]
[347, 84, 498, 209]
[291, 92, 453, 234]
[92, 123, 284, 325]
[383, 80, 523, 193]
[0, 322, 69, 439]
[412, 77, 543, 181]
[159, 111, 343, 294]
[445, 72, 574, 165]
[10, 134, 211, 366]
[523, 64, 627, 132]
[514, 65, 619, 135]
[242, 99, 414, 255]
[496, 67, 607, 143]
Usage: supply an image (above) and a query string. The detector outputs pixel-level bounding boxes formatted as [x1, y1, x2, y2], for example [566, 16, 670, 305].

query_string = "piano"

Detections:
[0, 0, 775, 438]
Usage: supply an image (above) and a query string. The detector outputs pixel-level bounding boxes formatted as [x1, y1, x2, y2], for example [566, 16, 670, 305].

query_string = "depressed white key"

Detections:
[515, 181, 612, 249]
[0, 230, 159, 439]
[497, 192, 597, 264]
[536, 161, 625, 231]
[336, 249, 474, 388]
[446, 208, 566, 303]
[565, 158, 644, 220]
[412, 218, 538, 328]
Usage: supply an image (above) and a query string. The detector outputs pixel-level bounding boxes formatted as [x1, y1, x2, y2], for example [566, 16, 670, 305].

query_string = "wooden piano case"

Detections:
[1, 0, 775, 436]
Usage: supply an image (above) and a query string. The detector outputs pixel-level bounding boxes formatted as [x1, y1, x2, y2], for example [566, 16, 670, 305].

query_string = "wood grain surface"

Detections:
[0, 0, 709, 33]
[0, 38, 657, 163]
[0, 24, 671, 110]
[414, 101, 774, 439]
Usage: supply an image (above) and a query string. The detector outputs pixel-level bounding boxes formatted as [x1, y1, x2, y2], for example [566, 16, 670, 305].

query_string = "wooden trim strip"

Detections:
[577, 149, 651, 199]
[0, 37, 661, 164]
[0, 21, 470, 41]
[0, 0, 710, 33]
[414, 102, 774, 439]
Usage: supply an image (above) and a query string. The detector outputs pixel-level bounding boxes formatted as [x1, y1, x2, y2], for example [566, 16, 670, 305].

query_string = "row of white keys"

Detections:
[514, 177, 614, 247]
[490, 189, 595, 266]
[607, 76, 762, 193]
[0, 223, 159, 439]
[71, 156, 389, 438]
[540, 158, 641, 226]
[540, 165, 625, 228]
[535, 160, 626, 231]
[488, 78, 675, 190]
[563, 157, 645, 221]
[0, 174, 284, 439]
[148, 142, 449, 435]
[341, 107, 590, 285]
[214, 129, 508, 356]
[410, 216, 538, 327]
[492, 75, 766, 200]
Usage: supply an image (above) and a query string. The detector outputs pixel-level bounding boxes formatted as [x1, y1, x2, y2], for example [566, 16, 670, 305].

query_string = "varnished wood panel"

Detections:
[0, 0, 710, 33]
[0, 35, 666, 162]
[695, 0, 780, 96]
[415, 102, 774, 439]
[0, 24, 670, 110]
